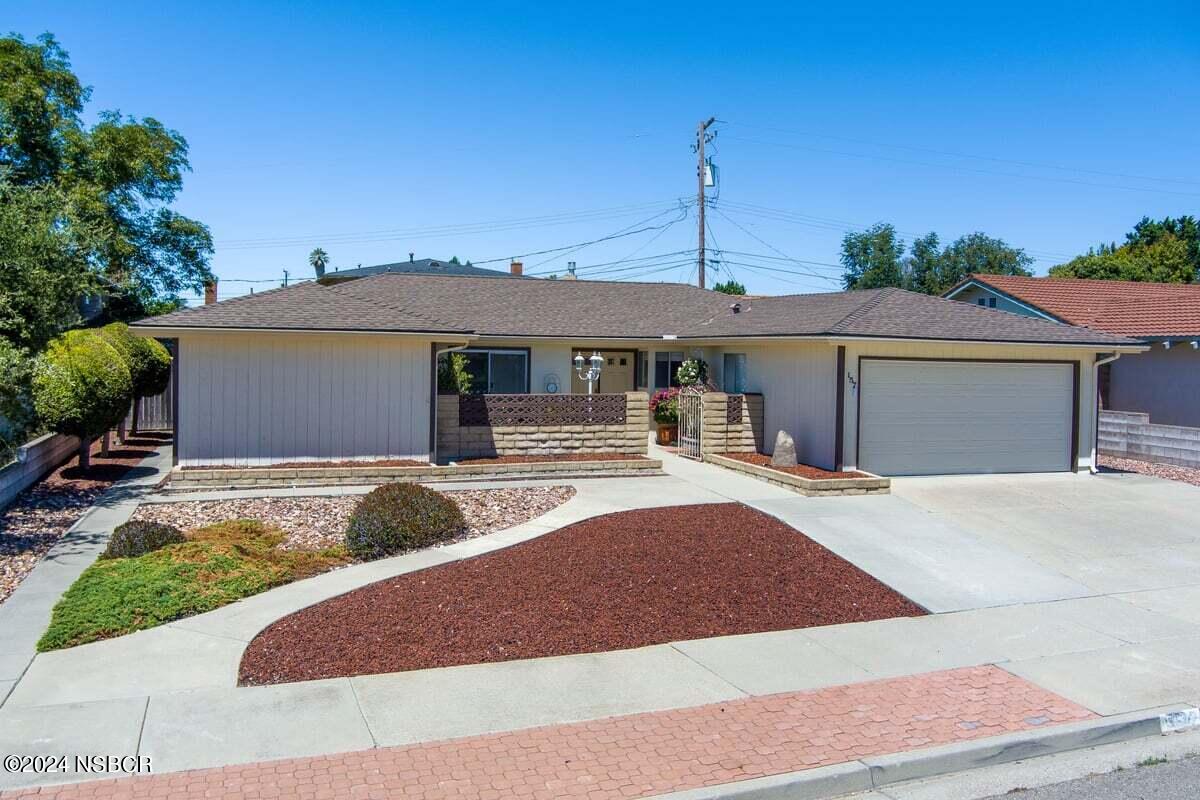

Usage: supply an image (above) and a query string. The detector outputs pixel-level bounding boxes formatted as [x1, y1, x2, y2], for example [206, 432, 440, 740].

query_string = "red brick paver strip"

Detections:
[2, 665, 1095, 800]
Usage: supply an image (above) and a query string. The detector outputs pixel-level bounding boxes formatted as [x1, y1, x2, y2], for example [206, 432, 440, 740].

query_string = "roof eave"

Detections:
[129, 325, 475, 339]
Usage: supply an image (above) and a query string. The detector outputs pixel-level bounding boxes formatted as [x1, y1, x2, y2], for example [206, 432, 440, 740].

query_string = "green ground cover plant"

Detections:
[38, 520, 349, 650]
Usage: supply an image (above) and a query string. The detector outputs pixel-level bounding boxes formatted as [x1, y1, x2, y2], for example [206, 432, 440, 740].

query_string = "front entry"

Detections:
[570, 349, 636, 394]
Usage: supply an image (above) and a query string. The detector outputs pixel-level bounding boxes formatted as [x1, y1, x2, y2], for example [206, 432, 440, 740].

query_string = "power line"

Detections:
[723, 121, 1200, 187]
[721, 134, 1200, 198]
[525, 201, 689, 271]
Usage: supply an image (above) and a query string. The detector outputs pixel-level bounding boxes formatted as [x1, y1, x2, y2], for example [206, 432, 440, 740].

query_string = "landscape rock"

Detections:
[770, 430, 798, 467]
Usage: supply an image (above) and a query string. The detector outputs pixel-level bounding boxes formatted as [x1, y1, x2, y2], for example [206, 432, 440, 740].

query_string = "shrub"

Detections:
[0, 340, 37, 457]
[345, 483, 465, 559]
[676, 358, 708, 386]
[650, 388, 679, 425]
[437, 352, 473, 395]
[102, 520, 186, 559]
[101, 322, 171, 431]
[32, 329, 133, 468]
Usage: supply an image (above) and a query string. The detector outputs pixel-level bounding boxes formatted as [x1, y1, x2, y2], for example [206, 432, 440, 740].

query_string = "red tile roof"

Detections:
[959, 274, 1200, 337]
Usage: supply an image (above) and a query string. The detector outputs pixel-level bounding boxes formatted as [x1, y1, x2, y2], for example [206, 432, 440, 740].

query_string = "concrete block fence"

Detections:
[1098, 410, 1200, 469]
[698, 392, 764, 457]
[437, 392, 649, 462]
[0, 433, 80, 511]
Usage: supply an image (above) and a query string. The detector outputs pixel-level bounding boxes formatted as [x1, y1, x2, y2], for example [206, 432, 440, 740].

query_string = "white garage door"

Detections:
[858, 360, 1074, 476]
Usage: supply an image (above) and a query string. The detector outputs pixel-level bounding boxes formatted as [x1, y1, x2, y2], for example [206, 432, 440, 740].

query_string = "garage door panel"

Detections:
[859, 361, 1072, 476]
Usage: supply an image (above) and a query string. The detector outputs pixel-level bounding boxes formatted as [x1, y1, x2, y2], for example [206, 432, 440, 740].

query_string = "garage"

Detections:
[857, 359, 1076, 476]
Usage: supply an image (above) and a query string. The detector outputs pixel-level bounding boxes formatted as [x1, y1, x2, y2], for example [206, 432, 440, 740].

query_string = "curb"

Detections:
[648, 706, 1192, 800]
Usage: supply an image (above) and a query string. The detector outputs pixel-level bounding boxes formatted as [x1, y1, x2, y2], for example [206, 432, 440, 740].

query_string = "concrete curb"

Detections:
[647, 706, 1188, 800]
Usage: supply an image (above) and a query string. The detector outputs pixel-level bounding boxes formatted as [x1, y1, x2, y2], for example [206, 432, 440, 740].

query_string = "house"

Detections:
[944, 275, 1200, 428]
[317, 256, 521, 284]
[131, 274, 1143, 476]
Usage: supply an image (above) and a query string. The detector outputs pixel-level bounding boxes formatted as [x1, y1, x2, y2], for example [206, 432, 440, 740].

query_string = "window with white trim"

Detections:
[460, 349, 529, 393]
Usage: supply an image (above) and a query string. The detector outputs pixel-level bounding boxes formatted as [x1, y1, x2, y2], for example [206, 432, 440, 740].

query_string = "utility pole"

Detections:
[696, 116, 716, 289]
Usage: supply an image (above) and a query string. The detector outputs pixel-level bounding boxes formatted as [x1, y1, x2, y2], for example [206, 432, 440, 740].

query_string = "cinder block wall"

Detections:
[699, 392, 764, 456]
[0, 433, 80, 511]
[437, 392, 649, 461]
[1099, 410, 1200, 469]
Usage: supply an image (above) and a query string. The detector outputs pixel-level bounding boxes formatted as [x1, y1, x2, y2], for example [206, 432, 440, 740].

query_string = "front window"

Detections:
[655, 351, 685, 388]
[460, 349, 529, 393]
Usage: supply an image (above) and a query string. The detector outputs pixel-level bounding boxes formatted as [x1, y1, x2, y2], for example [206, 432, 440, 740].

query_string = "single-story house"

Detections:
[944, 274, 1200, 428]
[131, 274, 1143, 476]
[318, 256, 522, 285]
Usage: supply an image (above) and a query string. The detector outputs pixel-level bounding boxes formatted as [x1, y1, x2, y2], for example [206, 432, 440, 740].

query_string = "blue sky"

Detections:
[10, 1, 1200, 302]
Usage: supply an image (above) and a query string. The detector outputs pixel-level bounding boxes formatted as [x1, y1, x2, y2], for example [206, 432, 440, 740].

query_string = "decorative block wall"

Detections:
[437, 392, 649, 461]
[698, 392, 764, 456]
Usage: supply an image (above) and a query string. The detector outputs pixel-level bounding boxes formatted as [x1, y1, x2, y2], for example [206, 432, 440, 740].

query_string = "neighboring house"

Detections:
[945, 275, 1200, 428]
[132, 275, 1142, 476]
[318, 256, 521, 284]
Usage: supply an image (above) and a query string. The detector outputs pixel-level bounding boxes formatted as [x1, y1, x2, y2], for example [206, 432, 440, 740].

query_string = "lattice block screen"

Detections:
[459, 394, 627, 426]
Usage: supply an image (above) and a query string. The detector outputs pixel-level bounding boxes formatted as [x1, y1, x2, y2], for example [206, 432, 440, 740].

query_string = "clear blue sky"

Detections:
[10, 1, 1200, 302]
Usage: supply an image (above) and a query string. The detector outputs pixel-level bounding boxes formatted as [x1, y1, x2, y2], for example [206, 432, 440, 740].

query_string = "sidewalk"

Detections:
[0, 666, 1097, 800]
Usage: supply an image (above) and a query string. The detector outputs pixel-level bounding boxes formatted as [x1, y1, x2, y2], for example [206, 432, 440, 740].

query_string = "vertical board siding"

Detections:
[177, 333, 432, 466]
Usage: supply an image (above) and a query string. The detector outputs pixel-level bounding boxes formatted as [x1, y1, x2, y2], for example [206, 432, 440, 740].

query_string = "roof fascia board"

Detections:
[943, 279, 1067, 324]
[129, 325, 475, 340]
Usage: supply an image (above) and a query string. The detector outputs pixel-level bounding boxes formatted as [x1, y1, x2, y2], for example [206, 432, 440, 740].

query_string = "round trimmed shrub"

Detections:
[32, 329, 133, 466]
[103, 520, 186, 559]
[345, 483, 465, 560]
[101, 322, 171, 399]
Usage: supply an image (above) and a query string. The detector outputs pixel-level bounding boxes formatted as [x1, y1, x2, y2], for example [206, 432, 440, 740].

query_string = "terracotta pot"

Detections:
[656, 424, 678, 445]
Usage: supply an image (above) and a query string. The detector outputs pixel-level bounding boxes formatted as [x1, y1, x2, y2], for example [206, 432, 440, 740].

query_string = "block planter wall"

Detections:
[0, 433, 80, 511]
[1099, 410, 1200, 469]
[437, 392, 649, 461]
[698, 392, 764, 457]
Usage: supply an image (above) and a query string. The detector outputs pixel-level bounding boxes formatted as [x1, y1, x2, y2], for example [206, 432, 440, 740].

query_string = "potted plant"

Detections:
[650, 388, 679, 445]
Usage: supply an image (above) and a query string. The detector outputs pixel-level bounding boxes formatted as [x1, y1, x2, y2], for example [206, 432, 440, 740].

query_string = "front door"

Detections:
[570, 349, 636, 394]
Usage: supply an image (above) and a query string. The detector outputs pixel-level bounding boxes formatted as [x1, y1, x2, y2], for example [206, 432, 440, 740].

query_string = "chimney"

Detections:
[409, 252, 414, 263]
[510, 260, 524, 276]
[204, 278, 218, 305]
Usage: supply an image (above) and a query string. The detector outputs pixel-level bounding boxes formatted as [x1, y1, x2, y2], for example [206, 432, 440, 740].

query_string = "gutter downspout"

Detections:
[1090, 352, 1121, 474]
[432, 342, 471, 464]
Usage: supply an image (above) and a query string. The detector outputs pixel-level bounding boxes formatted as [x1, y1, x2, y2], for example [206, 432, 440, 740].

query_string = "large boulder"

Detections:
[770, 430, 798, 467]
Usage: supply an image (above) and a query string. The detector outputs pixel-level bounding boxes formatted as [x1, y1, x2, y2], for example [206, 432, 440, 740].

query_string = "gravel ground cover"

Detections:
[0, 433, 168, 605]
[132, 485, 576, 551]
[1098, 454, 1200, 488]
[239, 502, 925, 684]
[180, 458, 427, 470]
[718, 452, 868, 480]
[452, 453, 647, 465]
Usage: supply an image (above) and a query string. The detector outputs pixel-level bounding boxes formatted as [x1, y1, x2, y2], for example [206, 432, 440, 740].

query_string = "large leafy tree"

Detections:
[841, 223, 904, 290]
[933, 232, 1033, 293]
[904, 232, 941, 295]
[1050, 215, 1199, 283]
[0, 33, 212, 314]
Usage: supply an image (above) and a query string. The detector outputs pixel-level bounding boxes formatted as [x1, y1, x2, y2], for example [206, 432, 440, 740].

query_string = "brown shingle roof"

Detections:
[135, 274, 1138, 346]
[953, 274, 1200, 337]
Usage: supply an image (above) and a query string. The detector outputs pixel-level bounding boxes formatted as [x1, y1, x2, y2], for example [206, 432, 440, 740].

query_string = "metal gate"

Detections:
[677, 386, 704, 460]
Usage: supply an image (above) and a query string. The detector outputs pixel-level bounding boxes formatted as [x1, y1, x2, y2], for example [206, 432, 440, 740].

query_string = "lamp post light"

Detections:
[574, 351, 604, 394]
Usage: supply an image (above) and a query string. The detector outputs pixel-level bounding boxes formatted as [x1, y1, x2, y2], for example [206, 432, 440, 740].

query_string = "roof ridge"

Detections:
[827, 287, 895, 334]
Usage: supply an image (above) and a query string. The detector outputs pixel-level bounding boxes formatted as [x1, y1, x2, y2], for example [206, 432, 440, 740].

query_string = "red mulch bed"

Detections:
[238, 503, 924, 685]
[720, 452, 868, 480]
[181, 458, 427, 470]
[453, 453, 646, 465]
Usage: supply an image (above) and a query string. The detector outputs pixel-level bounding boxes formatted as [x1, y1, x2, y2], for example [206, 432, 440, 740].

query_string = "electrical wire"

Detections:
[525, 201, 690, 271]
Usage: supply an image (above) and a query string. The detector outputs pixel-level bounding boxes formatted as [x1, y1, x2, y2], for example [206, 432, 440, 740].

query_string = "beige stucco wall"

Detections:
[176, 331, 434, 467]
[1108, 344, 1200, 428]
[839, 340, 1100, 472]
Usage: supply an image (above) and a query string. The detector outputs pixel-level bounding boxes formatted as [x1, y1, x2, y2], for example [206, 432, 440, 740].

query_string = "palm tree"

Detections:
[309, 247, 329, 278]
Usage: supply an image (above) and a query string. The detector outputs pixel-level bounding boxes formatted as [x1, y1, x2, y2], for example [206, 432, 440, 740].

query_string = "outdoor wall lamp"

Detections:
[574, 352, 604, 394]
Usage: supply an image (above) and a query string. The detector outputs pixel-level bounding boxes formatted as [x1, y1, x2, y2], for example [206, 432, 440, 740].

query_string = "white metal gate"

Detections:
[677, 386, 704, 460]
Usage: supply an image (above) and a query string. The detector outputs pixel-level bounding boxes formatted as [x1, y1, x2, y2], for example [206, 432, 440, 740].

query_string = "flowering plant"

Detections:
[650, 387, 679, 424]
[676, 358, 708, 386]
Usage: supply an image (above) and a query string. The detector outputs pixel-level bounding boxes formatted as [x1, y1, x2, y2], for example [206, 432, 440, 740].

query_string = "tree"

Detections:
[32, 329, 132, 470]
[309, 247, 329, 278]
[0, 33, 212, 305]
[904, 232, 941, 295]
[1051, 215, 1200, 283]
[0, 180, 98, 350]
[0, 340, 36, 456]
[841, 223, 904, 290]
[933, 232, 1033, 293]
[99, 322, 171, 435]
[712, 279, 746, 295]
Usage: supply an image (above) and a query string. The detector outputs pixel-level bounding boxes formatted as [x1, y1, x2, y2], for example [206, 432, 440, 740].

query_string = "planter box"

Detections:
[167, 458, 663, 491]
[704, 453, 890, 497]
